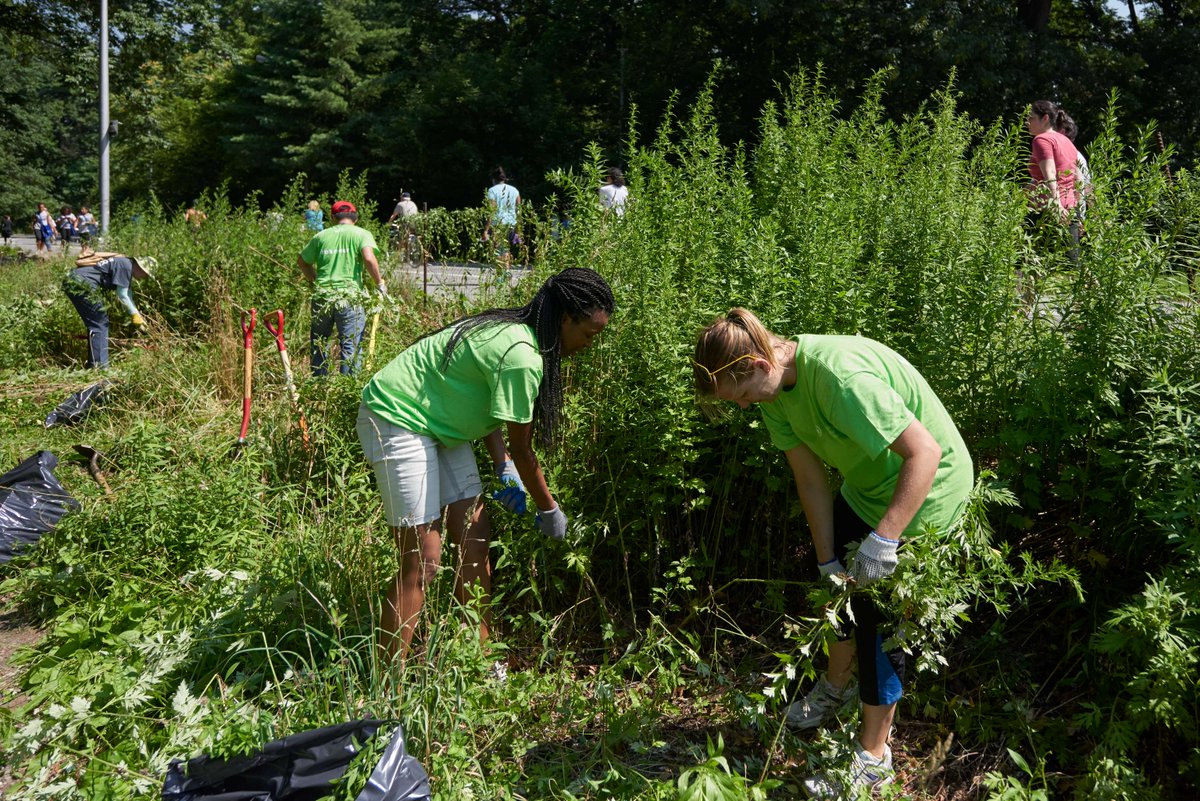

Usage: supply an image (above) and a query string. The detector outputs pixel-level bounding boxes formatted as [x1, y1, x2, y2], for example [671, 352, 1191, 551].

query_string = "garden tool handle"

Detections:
[239, 309, 256, 441]
[366, 311, 380, 370]
[263, 309, 286, 351]
[262, 309, 309, 449]
[267, 310, 302, 404]
[241, 308, 257, 349]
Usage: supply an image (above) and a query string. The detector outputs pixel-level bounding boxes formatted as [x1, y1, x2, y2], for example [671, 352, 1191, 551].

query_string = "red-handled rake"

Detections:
[263, 309, 311, 451]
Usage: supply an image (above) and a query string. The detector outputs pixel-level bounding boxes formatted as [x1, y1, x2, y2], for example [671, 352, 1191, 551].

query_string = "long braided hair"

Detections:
[429, 267, 614, 449]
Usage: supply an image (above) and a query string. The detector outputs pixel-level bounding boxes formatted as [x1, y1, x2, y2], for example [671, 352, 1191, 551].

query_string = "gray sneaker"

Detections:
[784, 677, 857, 731]
[802, 742, 894, 799]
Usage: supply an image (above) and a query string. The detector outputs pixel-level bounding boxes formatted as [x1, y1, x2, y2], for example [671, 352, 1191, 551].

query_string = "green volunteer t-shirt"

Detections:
[300, 224, 379, 290]
[760, 335, 973, 534]
[361, 322, 543, 448]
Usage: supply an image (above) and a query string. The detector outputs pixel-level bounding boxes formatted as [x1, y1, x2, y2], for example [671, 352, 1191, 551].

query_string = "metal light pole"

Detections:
[99, 0, 110, 235]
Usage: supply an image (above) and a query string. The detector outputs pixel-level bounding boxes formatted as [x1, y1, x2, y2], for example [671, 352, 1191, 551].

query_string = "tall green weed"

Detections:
[2, 69, 1199, 800]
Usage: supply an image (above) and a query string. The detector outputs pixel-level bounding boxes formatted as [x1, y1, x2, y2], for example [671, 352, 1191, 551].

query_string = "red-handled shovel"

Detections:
[234, 308, 256, 456]
[263, 309, 311, 450]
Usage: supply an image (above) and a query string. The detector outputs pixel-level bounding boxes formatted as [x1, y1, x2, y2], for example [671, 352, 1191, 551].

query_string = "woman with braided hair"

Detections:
[357, 267, 615, 662]
[693, 308, 972, 799]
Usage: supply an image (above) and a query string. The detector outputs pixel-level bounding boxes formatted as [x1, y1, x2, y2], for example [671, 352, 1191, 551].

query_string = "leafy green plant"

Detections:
[982, 749, 1050, 801]
[1, 70, 1199, 801]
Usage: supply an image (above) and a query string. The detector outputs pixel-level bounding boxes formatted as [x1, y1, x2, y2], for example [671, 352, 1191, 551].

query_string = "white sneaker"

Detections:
[802, 742, 894, 799]
[784, 677, 857, 731]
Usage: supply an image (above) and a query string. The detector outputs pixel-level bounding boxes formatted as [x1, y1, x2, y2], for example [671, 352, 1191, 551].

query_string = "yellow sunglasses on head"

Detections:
[693, 353, 757, 383]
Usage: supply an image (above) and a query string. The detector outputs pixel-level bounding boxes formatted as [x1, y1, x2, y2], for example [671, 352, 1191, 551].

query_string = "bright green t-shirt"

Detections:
[361, 322, 543, 448]
[760, 335, 973, 534]
[300, 224, 379, 290]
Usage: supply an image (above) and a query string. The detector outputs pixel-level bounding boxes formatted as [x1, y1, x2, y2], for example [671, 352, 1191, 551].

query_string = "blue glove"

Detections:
[535, 505, 568, 541]
[491, 460, 527, 514]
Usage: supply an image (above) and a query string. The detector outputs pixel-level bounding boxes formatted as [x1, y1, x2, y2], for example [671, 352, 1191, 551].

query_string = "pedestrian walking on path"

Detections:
[485, 167, 521, 269]
[34, 203, 57, 255]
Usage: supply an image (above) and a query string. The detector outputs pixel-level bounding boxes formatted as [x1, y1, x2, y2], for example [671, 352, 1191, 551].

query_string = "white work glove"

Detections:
[535, 504, 568, 541]
[377, 281, 389, 297]
[818, 558, 846, 578]
[851, 532, 899, 587]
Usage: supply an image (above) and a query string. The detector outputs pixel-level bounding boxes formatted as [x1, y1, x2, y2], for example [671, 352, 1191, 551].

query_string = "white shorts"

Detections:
[356, 405, 483, 527]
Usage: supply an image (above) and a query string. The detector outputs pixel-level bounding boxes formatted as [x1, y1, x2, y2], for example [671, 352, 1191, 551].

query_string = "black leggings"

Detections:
[832, 495, 905, 706]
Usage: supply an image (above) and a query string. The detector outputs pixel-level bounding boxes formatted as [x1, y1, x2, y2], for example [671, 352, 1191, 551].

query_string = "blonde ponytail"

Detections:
[693, 308, 780, 394]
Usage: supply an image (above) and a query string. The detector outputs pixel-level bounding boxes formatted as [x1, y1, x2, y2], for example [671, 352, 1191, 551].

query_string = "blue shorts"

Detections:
[833, 495, 905, 707]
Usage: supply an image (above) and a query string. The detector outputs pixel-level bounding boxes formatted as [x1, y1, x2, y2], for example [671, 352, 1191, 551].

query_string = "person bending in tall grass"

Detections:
[693, 309, 973, 799]
[357, 267, 615, 665]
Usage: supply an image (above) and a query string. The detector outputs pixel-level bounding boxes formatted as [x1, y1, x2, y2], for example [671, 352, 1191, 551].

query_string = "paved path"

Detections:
[4, 233, 82, 259]
[5, 234, 522, 302]
[389, 260, 531, 302]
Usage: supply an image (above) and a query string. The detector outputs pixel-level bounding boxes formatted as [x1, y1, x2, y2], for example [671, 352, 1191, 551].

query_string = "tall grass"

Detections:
[1, 70, 1198, 800]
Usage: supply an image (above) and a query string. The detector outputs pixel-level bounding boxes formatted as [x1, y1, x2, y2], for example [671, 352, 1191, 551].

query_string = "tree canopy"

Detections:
[3, 0, 1197, 218]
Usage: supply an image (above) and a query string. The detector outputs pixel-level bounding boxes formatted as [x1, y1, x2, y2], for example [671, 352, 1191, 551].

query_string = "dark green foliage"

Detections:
[13, 1, 1200, 219]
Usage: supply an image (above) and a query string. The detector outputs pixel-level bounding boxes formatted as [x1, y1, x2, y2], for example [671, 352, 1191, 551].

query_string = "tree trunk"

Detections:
[1017, 0, 1053, 32]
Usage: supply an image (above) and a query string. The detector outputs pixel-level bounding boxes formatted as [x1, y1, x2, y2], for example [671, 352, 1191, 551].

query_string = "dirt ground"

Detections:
[0, 596, 41, 796]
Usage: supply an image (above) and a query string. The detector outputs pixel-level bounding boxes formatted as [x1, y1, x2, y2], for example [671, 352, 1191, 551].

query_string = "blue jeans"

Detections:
[310, 299, 365, 376]
[64, 279, 109, 368]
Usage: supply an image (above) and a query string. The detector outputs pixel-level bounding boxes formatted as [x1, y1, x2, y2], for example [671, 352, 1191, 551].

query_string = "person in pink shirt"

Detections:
[1026, 99, 1083, 272]
[1026, 100, 1080, 221]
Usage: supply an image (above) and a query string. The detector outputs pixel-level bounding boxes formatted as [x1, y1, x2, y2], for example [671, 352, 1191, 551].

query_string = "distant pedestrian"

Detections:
[1055, 113, 1093, 219]
[485, 167, 521, 268]
[57, 206, 78, 249]
[34, 203, 57, 254]
[1026, 101, 1080, 226]
[1026, 100, 1082, 273]
[77, 207, 97, 244]
[388, 192, 419, 224]
[184, 204, 206, 228]
[1, 215, 12, 245]
[598, 167, 629, 216]
[297, 200, 387, 376]
[63, 250, 156, 369]
[388, 192, 420, 260]
[304, 200, 324, 232]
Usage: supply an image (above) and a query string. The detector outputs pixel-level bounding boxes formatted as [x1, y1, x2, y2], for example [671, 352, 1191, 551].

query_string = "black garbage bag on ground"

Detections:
[0, 451, 79, 563]
[161, 719, 431, 801]
[44, 379, 112, 428]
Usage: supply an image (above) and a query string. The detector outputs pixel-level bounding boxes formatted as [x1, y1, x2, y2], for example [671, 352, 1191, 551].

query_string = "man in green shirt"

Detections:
[297, 200, 386, 375]
[693, 308, 973, 800]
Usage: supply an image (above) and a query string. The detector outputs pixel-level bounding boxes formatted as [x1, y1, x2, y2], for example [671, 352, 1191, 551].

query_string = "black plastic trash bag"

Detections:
[161, 719, 431, 801]
[0, 451, 80, 563]
[44, 379, 112, 428]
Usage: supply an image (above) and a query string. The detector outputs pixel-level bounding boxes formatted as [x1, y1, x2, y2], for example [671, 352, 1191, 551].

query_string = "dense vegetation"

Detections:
[3, 0, 1198, 216]
[2, 76, 1199, 800]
